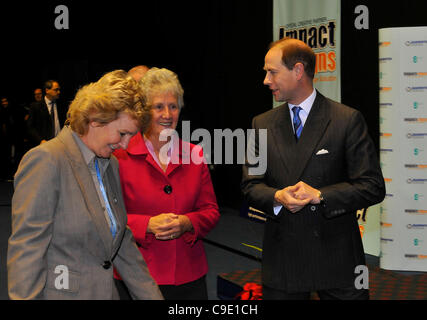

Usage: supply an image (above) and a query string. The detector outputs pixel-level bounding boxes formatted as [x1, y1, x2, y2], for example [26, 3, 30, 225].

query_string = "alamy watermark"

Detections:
[54, 265, 69, 290]
[53, 264, 368, 292]
[354, 265, 369, 290]
[157, 121, 267, 175]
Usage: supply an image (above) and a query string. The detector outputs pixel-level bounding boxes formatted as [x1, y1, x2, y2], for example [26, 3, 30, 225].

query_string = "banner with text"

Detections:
[273, 0, 341, 103]
[379, 27, 427, 272]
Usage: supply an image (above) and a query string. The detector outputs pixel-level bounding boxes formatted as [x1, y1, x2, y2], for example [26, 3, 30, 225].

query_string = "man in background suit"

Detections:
[27, 80, 67, 146]
[128, 65, 149, 82]
[33, 88, 43, 102]
[241, 38, 385, 299]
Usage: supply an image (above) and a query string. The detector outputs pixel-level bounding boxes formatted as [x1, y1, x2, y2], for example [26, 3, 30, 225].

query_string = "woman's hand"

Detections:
[147, 213, 193, 240]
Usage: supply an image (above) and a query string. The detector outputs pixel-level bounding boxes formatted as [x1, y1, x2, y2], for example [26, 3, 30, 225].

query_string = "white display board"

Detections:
[379, 27, 427, 271]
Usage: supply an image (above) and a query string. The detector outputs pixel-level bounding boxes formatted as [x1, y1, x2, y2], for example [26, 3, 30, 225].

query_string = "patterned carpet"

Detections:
[218, 266, 427, 300]
[368, 265, 427, 300]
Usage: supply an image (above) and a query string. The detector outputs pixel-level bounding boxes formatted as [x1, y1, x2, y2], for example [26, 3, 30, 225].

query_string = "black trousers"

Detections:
[263, 285, 369, 300]
[115, 275, 208, 300]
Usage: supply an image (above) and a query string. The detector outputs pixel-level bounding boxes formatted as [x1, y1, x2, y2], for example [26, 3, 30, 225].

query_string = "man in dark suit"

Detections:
[27, 80, 67, 146]
[241, 38, 385, 300]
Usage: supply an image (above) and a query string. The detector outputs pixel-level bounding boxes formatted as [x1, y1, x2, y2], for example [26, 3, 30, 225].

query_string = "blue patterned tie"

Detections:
[292, 106, 303, 140]
[95, 158, 117, 238]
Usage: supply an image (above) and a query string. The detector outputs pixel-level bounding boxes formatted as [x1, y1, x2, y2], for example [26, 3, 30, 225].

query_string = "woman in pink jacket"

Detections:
[114, 67, 220, 300]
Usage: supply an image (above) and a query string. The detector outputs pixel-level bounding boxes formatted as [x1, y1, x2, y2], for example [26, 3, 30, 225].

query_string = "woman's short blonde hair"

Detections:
[139, 67, 184, 109]
[66, 70, 151, 135]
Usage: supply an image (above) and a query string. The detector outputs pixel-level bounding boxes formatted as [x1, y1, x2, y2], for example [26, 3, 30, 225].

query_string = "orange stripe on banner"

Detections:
[418, 255, 427, 259]
[381, 133, 392, 137]
[384, 178, 392, 182]
[381, 222, 392, 227]
[417, 118, 427, 122]
[359, 225, 364, 238]
[417, 210, 427, 213]
[380, 87, 392, 91]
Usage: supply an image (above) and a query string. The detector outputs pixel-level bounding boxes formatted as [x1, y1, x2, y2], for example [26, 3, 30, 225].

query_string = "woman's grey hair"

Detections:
[139, 67, 184, 109]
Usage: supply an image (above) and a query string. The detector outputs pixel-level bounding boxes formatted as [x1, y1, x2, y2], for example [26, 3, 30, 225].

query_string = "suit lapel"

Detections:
[291, 93, 331, 182]
[41, 100, 53, 135]
[271, 94, 331, 184]
[270, 104, 297, 181]
[129, 132, 184, 177]
[57, 127, 113, 256]
[166, 138, 186, 176]
[128, 132, 171, 176]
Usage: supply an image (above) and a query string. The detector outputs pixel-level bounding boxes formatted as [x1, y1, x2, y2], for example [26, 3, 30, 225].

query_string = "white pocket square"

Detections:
[316, 149, 329, 155]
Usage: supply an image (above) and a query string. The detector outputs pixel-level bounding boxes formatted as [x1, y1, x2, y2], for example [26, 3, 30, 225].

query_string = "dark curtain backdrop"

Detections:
[1, 0, 427, 209]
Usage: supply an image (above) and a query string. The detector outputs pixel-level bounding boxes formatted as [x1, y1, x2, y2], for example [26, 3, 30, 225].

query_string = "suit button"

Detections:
[314, 230, 319, 237]
[310, 206, 316, 212]
[113, 198, 118, 204]
[102, 261, 111, 269]
[164, 185, 172, 194]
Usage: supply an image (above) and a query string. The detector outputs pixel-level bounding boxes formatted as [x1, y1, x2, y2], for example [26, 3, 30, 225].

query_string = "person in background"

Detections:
[8, 70, 163, 300]
[241, 37, 385, 300]
[114, 67, 220, 300]
[27, 80, 67, 146]
[0, 96, 14, 179]
[33, 88, 43, 102]
[128, 65, 150, 82]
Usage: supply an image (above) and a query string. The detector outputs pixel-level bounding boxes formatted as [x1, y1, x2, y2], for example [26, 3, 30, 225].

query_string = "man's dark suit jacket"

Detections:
[241, 91, 385, 293]
[27, 100, 67, 146]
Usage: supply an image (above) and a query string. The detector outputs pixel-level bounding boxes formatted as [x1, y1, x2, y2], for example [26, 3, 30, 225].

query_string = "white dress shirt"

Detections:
[45, 96, 61, 136]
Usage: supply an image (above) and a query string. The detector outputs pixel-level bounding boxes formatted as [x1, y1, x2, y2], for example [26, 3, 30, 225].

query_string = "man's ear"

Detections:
[294, 62, 305, 80]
